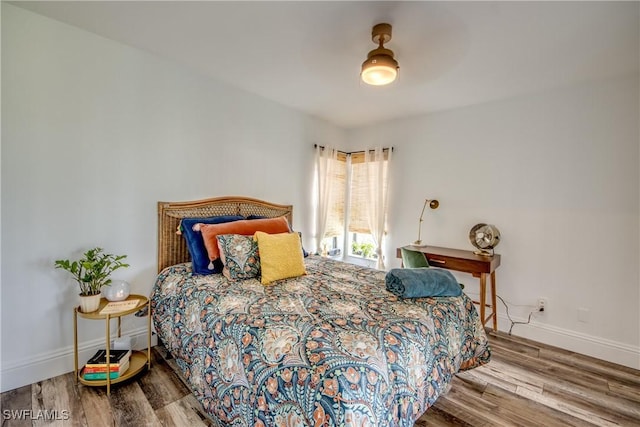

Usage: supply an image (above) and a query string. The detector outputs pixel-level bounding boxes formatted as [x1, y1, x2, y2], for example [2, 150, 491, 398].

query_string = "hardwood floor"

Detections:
[2, 330, 639, 426]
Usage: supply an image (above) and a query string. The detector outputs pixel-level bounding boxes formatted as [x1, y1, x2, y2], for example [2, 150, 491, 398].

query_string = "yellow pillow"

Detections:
[254, 231, 306, 286]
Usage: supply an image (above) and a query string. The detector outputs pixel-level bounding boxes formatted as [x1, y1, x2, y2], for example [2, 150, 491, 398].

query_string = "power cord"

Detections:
[496, 295, 540, 335]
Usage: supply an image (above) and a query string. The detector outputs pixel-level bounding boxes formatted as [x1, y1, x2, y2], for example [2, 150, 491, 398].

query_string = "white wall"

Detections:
[1, 4, 345, 391]
[347, 74, 640, 368]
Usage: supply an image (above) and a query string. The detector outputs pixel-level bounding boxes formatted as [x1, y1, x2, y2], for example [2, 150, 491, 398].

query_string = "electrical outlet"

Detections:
[537, 298, 548, 312]
[578, 307, 589, 323]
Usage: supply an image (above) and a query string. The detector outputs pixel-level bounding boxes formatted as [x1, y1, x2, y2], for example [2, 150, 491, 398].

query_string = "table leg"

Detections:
[491, 271, 498, 330]
[147, 299, 152, 370]
[106, 315, 111, 396]
[479, 273, 487, 326]
[73, 308, 78, 384]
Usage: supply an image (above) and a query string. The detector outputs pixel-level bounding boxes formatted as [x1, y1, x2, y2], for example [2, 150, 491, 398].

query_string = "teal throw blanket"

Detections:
[385, 267, 462, 298]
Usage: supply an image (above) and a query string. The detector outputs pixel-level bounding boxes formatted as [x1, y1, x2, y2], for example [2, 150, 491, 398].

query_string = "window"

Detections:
[349, 232, 378, 260]
[316, 148, 391, 266]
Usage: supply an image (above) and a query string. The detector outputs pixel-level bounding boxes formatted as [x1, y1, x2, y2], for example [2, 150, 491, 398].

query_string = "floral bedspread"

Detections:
[151, 256, 491, 427]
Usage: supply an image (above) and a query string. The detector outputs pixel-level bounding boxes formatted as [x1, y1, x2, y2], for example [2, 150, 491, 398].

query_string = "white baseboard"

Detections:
[0, 327, 157, 393]
[497, 314, 640, 370]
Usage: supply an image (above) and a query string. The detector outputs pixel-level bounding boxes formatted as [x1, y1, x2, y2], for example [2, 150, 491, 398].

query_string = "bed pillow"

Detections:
[199, 216, 290, 269]
[247, 215, 309, 257]
[254, 231, 306, 286]
[180, 215, 245, 275]
[216, 234, 261, 281]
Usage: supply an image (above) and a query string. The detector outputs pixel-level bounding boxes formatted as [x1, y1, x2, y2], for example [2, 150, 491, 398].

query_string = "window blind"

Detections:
[348, 155, 389, 234]
[323, 154, 347, 237]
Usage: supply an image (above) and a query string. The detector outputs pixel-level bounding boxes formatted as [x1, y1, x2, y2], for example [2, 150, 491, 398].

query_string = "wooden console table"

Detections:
[396, 245, 501, 330]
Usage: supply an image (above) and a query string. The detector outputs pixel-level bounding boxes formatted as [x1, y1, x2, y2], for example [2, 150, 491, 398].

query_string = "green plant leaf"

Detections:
[53, 247, 129, 294]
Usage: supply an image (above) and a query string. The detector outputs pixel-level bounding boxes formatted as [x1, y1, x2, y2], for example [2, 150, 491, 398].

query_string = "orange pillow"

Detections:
[198, 216, 290, 263]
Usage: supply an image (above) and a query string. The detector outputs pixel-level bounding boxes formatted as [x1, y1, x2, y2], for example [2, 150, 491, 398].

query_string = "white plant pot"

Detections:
[79, 293, 101, 313]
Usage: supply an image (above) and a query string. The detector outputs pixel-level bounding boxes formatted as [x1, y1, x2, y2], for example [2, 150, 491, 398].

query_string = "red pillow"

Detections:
[198, 216, 290, 263]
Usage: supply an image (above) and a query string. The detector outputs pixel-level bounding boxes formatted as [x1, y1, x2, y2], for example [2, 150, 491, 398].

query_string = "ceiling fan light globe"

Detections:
[361, 55, 399, 86]
[361, 66, 397, 85]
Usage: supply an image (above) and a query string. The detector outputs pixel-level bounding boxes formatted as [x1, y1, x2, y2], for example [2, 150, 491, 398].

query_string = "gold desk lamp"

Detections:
[413, 199, 439, 246]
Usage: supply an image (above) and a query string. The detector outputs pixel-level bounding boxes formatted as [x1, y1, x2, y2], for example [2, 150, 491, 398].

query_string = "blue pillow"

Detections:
[181, 215, 244, 275]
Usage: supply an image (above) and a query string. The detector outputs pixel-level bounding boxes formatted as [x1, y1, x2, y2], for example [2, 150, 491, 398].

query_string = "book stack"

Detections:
[82, 349, 131, 381]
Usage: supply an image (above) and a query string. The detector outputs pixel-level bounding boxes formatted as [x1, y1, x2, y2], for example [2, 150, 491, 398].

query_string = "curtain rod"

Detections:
[313, 144, 394, 155]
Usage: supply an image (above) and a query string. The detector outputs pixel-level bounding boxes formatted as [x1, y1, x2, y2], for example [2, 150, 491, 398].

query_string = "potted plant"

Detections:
[55, 247, 129, 312]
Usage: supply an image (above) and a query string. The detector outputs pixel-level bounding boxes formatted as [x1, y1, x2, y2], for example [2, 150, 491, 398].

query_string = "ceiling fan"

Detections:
[361, 23, 399, 86]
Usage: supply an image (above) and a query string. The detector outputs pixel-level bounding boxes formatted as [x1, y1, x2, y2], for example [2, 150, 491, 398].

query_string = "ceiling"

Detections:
[10, 1, 639, 129]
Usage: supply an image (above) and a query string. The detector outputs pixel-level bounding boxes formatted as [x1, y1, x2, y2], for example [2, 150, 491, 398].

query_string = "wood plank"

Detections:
[542, 382, 640, 425]
[495, 351, 636, 417]
[514, 385, 617, 427]
[491, 330, 640, 387]
[451, 370, 489, 395]
[482, 384, 591, 427]
[429, 382, 503, 426]
[152, 343, 184, 383]
[136, 347, 191, 410]
[32, 373, 87, 427]
[108, 382, 161, 426]
[538, 347, 640, 389]
[462, 359, 542, 394]
[179, 392, 217, 426]
[155, 394, 213, 427]
[608, 379, 640, 404]
[415, 405, 473, 426]
[0, 385, 32, 427]
[490, 345, 612, 392]
[77, 384, 114, 427]
[487, 331, 541, 358]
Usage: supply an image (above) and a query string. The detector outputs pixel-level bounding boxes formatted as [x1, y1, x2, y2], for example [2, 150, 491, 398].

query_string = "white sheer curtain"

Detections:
[364, 147, 392, 270]
[314, 145, 339, 254]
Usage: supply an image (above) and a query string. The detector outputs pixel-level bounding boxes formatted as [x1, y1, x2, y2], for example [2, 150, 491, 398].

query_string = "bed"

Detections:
[151, 196, 491, 426]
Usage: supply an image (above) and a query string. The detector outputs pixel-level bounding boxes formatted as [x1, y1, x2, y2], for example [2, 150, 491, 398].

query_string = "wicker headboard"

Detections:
[157, 196, 293, 272]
